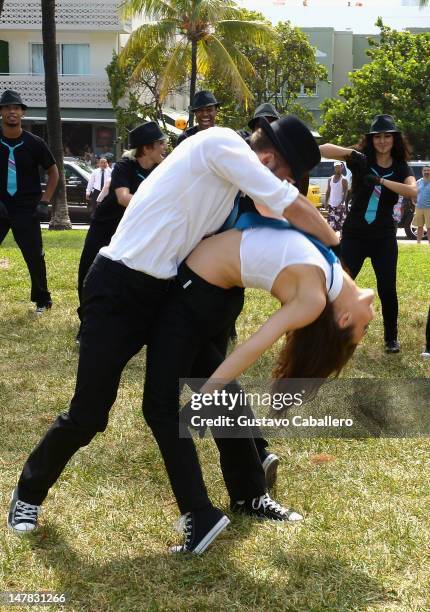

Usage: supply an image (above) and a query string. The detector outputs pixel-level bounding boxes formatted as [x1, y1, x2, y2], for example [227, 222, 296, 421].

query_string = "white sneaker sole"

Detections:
[262, 454, 280, 490]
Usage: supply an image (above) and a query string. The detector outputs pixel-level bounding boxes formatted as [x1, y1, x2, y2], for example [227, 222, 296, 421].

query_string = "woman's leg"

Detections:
[340, 236, 368, 279]
[370, 237, 398, 344]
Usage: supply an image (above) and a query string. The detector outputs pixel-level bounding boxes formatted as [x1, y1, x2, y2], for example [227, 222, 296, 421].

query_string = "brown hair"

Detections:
[271, 300, 357, 412]
[250, 128, 281, 160]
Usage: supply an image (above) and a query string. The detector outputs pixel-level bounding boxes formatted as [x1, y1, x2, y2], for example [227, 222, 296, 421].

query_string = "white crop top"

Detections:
[240, 227, 344, 301]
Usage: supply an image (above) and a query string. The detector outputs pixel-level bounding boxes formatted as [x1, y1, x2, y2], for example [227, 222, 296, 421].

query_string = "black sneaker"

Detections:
[385, 340, 400, 353]
[231, 493, 303, 522]
[35, 300, 53, 316]
[7, 488, 40, 534]
[261, 453, 279, 491]
[170, 506, 230, 554]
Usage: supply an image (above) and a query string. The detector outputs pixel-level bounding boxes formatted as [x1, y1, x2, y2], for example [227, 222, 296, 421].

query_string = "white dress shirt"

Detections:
[86, 166, 112, 195]
[100, 127, 299, 279]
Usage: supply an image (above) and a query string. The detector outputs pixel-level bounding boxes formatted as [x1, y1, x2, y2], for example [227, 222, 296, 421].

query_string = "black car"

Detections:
[41, 158, 93, 224]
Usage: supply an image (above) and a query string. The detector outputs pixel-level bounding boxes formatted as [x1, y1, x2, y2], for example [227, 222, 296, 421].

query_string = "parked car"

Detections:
[397, 161, 429, 240]
[308, 158, 352, 206]
[41, 157, 92, 223]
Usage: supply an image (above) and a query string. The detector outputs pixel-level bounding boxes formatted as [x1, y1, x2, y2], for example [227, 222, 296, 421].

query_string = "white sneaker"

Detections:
[421, 350, 430, 359]
[262, 453, 280, 490]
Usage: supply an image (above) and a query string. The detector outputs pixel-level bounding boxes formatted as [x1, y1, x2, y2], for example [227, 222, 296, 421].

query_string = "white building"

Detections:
[0, 0, 130, 158]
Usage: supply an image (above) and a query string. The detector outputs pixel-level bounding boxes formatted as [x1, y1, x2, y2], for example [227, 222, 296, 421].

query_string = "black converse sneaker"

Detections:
[7, 488, 40, 533]
[170, 505, 230, 554]
[231, 493, 303, 522]
[261, 453, 280, 490]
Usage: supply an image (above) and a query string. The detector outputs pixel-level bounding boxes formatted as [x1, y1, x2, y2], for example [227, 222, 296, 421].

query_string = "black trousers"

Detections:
[88, 190, 100, 218]
[341, 235, 398, 341]
[425, 306, 430, 351]
[0, 209, 51, 306]
[17, 255, 171, 505]
[143, 264, 266, 514]
[77, 218, 119, 320]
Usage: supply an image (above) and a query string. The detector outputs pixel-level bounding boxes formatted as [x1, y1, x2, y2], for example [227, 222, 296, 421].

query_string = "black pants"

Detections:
[0, 209, 51, 306]
[143, 264, 266, 514]
[341, 235, 398, 341]
[77, 218, 119, 320]
[17, 255, 171, 505]
[425, 306, 430, 351]
[88, 190, 100, 218]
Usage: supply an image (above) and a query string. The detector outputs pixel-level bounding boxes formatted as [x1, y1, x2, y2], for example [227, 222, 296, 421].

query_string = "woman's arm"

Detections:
[319, 144, 354, 160]
[380, 175, 417, 199]
[200, 292, 326, 393]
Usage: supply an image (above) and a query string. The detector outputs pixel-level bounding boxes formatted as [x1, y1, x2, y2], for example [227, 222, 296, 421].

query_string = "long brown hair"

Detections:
[271, 300, 357, 412]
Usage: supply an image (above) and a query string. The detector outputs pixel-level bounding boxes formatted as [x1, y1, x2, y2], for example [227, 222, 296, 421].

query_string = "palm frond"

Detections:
[200, 34, 253, 107]
[217, 20, 278, 46]
[220, 42, 256, 80]
[158, 38, 191, 100]
[120, 20, 178, 67]
[119, 0, 178, 21]
[129, 41, 171, 81]
[191, 0, 241, 22]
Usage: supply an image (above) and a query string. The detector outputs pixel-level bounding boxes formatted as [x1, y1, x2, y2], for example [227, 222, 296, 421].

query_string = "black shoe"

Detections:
[385, 340, 400, 353]
[7, 488, 40, 534]
[170, 506, 230, 554]
[35, 300, 52, 315]
[231, 494, 303, 522]
[261, 453, 279, 491]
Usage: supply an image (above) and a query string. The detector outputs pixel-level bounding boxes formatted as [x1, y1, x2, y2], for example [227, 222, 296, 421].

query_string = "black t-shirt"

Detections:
[0, 129, 55, 206]
[176, 125, 200, 146]
[92, 157, 152, 224]
[342, 159, 413, 239]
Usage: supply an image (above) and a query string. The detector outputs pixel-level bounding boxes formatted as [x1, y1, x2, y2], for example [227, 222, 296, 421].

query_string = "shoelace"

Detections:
[14, 500, 39, 523]
[252, 494, 288, 516]
[174, 512, 193, 547]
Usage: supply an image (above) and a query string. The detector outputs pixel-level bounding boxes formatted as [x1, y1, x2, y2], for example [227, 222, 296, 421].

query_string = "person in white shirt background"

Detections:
[9, 117, 339, 553]
[85, 157, 112, 218]
[326, 161, 349, 232]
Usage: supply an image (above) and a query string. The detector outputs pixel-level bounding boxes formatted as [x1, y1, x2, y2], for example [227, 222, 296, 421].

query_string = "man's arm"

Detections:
[41, 164, 59, 202]
[86, 170, 96, 198]
[282, 194, 339, 246]
[325, 178, 331, 206]
[342, 177, 348, 203]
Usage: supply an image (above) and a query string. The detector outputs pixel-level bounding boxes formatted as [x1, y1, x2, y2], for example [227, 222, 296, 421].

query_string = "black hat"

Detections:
[258, 115, 321, 185]
[367, 114, 400, 134]
[189, 90, 220, 112]
[0, 89, 28, 110]
[248, 103, 280, 130]
[129, 121, 166, 148]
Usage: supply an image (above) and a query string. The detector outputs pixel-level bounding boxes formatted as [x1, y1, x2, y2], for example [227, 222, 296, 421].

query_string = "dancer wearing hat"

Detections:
[76, 121, 167, 332]
[176, 90, 220, 145]
[320, 114, 417, 353]
[8, 117, 337, 553]
[0, 90, 59, 313]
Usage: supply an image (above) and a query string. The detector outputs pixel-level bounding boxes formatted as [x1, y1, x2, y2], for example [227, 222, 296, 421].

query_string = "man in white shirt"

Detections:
[9, 118, 338, 552]
[85, 157, 112, 217]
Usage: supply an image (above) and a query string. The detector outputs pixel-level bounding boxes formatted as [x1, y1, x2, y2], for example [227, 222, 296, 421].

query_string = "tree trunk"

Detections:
[188, 39, 198, 128]
[41, 0, 71, 230]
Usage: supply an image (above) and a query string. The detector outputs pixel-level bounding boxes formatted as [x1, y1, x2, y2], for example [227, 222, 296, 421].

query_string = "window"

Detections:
[298, 82, 318, 97]
[31, 44, 89, 75]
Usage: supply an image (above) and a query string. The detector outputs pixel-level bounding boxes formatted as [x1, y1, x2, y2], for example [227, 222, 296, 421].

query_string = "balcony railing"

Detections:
[0, 0, 129, 31]
[0, 74, 112, 109]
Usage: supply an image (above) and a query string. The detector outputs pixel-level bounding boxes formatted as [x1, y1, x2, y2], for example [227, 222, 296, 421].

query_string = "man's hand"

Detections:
[36, 201, 50, 221]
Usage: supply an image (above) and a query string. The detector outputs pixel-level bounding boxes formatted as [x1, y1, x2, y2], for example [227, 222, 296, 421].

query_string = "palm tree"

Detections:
[119, 0, 275, 126]
[41, 0, 71, 229]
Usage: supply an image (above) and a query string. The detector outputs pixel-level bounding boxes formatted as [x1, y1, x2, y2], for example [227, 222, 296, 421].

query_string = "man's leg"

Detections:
[16, 257, 166, 507]
[10, 212, 51, 307]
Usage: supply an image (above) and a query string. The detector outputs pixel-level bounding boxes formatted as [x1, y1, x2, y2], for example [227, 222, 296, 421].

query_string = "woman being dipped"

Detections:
[320, 115, 417, 353]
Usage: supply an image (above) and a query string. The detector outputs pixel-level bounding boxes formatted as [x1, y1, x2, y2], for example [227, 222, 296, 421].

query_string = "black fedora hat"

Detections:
[248, 103, 280, 130]
[367, 114, 400, 134]
[258, 115, 321, 185]
[129, 121, 166, 148]
[189, 90, 220, 112]
[0, 89, 28, 110]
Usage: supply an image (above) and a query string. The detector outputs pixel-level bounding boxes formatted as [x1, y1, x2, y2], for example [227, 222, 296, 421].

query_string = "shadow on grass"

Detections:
[29, 525, 397, 612]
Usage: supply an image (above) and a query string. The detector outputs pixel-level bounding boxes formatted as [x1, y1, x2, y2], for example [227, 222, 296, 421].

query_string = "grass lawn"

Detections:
[0, 231, 429, 612]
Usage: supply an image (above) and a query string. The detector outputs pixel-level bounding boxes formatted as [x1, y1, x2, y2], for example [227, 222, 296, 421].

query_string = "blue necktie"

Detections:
[364, 167, 393, 224]
[234, 212, 338, 290]
[218, 192, 241, 232]
[1, 139, 23, 196]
